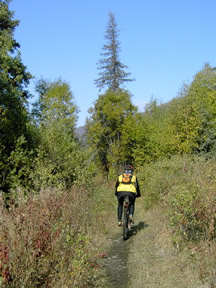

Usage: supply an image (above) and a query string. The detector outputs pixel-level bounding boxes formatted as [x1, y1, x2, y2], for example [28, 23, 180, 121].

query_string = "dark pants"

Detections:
[116, 192, 136, 222]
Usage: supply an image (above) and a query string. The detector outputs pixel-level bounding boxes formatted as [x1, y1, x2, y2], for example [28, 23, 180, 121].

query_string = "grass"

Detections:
[2, 155, 216, 286]
[127, 204, 213, 288]
[135, 155, 216, 286]
[0, 179, 117, 287]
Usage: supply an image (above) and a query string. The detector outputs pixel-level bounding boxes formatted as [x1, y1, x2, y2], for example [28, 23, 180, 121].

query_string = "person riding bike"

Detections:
[115, 165, 141, 226]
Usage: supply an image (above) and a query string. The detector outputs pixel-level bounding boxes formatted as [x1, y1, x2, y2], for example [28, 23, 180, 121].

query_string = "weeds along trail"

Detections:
[126, 202, 207, 288]
[103, 157, 216, 287]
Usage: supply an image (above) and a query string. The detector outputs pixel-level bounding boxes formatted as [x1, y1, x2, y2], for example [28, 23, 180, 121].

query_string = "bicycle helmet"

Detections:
[124, 164, 133, 174]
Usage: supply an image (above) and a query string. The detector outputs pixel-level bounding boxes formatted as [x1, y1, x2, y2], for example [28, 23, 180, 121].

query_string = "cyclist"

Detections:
[115, 165, 141, 226]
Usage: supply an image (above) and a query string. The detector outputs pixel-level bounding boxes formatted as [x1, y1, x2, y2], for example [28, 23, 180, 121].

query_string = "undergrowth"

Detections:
[138, 155, 216, 285]
[0, 179, 116, 287]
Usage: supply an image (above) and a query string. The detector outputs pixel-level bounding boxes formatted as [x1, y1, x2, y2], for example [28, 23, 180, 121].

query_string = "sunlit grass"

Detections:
[0, 180, 117, 287]
[136, 155, 216, 286]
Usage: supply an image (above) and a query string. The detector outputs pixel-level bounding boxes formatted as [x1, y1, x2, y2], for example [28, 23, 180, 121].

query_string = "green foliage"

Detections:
[95, 12, 134, 91]
[32, 79, 90, 189]
[119, 113, 140, 164]
[33, 78, 78, 128]
[167, 64, 216, 157]
[87, 88, 137, 173]
[0, 173, 118, 287]
[6, 135, 34, 191]
[0, 187, 110, 287]
[0, 0, 32, 148]
[166, 96, 200, 154]
[193, 109, 216, 158]
[188, 65, 216, 158]
[0, 1, 33, 192]
[139, 156, 216, 244]
[133, 100, 169, 165]
[133, 65, 216, 163]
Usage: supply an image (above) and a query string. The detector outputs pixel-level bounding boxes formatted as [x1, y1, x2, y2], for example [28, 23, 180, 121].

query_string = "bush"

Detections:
[0, 187, 106, 287]
[138, 156, 216, 243]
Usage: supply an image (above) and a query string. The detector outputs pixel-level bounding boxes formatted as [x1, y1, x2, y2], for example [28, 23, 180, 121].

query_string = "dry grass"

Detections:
[0, 183, 117, 287]
[127, 203, 215, 288]
[130, 156, 216, 287]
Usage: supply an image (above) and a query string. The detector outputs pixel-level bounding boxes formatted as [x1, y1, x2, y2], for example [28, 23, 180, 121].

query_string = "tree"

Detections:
[0, 0, 32, 147]
[87, 89, 137, 174]
[166, 96, 200, 155]
[33, 78, 78, 130]
[95, 12, 134, 92]
[132, 65, 216, 161]
[0, 0, 33, 192]
[188, 64, 216, 157]
[33, 79, 85, 189]
[132, 100, 171, 165]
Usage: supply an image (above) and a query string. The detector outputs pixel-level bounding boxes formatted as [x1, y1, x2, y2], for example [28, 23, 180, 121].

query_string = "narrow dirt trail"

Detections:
[104, 235, 130, 288]
[104, 201, 207, 288]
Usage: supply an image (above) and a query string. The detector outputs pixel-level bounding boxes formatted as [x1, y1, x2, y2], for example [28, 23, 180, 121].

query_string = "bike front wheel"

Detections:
[123, 205, 129, 240]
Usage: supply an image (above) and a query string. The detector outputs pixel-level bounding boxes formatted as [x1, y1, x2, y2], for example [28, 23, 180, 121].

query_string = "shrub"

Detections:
[138, 156, 216, 243]
[0, 187, 106, 287]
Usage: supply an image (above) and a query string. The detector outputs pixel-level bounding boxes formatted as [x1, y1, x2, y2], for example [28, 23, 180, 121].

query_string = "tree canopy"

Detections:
[95, 12, 134, 92]
[87, 89, 137, 173]
[2, 2, 216, 193]
[0, 0, 33, 192]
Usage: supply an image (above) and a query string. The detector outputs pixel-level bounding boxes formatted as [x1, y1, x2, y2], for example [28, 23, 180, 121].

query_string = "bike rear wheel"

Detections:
[122, 196, 129, 240]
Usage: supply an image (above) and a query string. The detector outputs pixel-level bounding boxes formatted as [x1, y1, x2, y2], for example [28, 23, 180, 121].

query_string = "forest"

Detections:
[1, 1, 216, 287]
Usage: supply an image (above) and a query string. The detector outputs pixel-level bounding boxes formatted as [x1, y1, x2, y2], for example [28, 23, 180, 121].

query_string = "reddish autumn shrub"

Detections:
[0, 187, 105, 287]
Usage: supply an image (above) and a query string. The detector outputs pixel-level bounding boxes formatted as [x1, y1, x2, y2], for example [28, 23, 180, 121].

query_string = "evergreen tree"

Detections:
[95, 12, 134, 92]
[0, 0, 32, 192]
[0, 0, 32, 147]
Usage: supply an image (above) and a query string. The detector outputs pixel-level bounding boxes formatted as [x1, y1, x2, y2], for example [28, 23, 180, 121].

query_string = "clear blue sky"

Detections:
[10, 0, 216, 127]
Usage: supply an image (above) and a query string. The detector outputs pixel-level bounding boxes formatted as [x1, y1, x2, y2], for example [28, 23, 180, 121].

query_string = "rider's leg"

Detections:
[118, 202, 123, 222]
[128, 204, 135, 225]
[129, 203, 134, 216]
[116, 192, 135, 223]
[117, 193, 124, 222]
[128, 193, 136, 219]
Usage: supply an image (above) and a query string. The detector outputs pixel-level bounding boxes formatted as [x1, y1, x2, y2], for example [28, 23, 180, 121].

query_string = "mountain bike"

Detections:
[122, 196, 131, 240]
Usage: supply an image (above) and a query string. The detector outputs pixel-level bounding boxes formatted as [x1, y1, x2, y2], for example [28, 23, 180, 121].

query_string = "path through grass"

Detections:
[127, 202, 208, 288]
[104, 200, 211, 288]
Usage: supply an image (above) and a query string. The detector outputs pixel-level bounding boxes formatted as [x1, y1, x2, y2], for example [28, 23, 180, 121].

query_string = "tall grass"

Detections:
[138, 155, 216, 242]
[0, 180, 116, 287]
[138, 155, 216, 284]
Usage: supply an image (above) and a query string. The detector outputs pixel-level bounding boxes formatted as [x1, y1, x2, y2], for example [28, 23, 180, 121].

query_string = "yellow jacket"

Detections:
[116, 174, 137, 193]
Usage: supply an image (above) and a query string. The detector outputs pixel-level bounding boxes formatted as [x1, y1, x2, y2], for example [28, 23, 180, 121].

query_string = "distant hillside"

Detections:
[75, 125, 87, 144]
